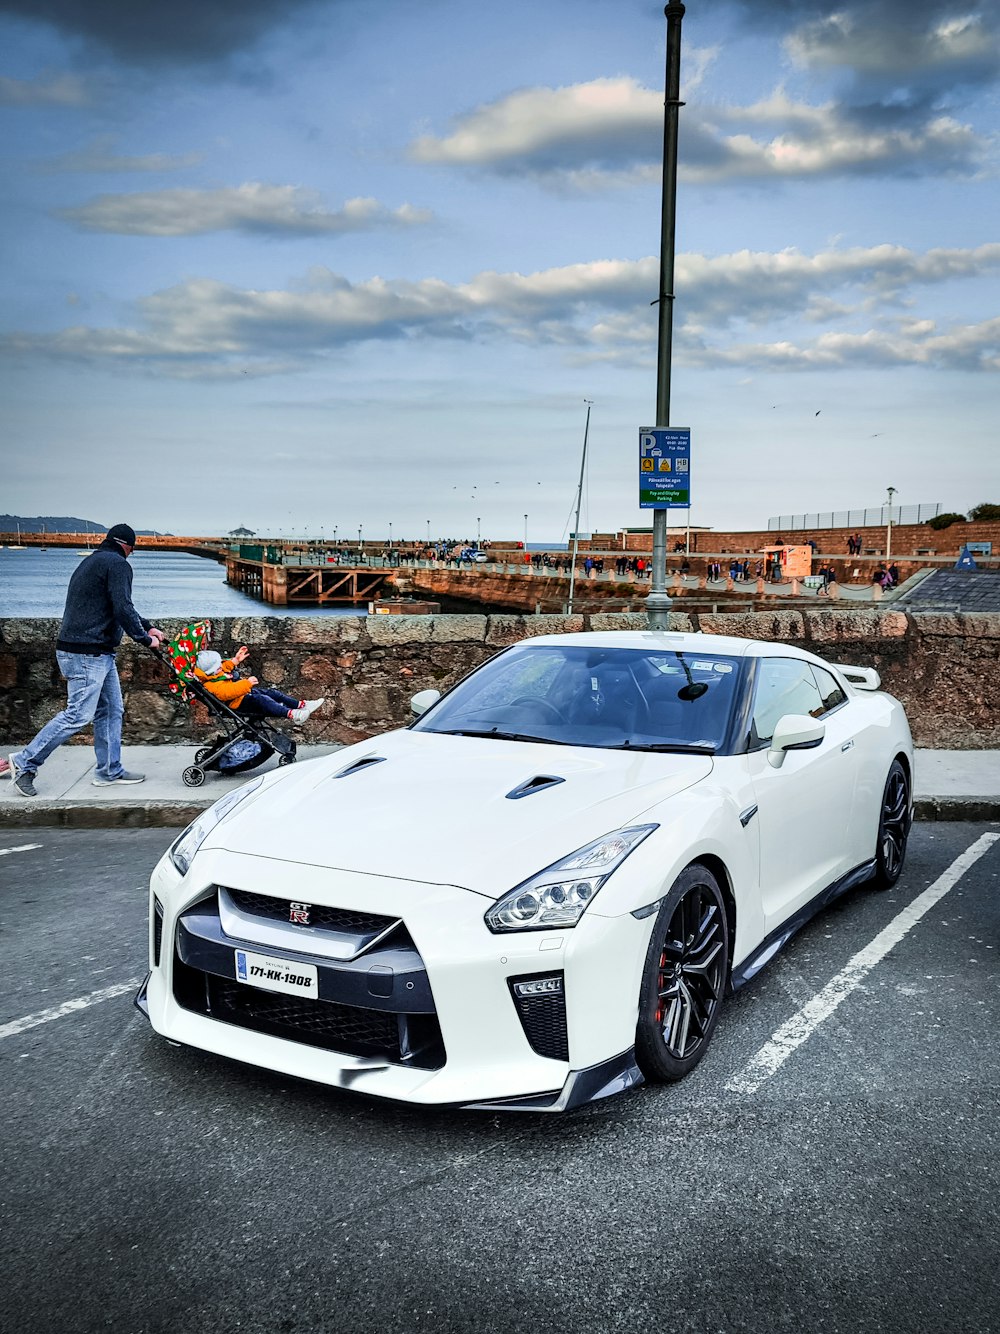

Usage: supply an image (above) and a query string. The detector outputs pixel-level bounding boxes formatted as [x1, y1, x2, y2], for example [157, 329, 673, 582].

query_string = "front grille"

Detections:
[213, 975, 401, 1056]
[173, 955, 445, 1068]
[509, 976, 569, 1062]
[223, 887, 395, 935]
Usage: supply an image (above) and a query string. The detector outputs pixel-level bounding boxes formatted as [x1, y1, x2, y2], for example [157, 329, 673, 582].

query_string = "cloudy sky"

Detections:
[2, 0, 998, 541]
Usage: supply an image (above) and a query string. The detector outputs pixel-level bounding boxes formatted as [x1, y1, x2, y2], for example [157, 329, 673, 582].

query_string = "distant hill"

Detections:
[1, 516, 170, 536]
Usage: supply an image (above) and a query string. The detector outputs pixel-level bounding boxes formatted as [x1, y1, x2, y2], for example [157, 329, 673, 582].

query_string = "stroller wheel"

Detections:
[182, 766, 205, 788]
[278, 754, 296, 767]
[194, 747, 213, 765]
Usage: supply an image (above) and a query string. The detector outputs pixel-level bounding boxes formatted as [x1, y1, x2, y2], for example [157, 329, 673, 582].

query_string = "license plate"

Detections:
[234, 949, 318, 999]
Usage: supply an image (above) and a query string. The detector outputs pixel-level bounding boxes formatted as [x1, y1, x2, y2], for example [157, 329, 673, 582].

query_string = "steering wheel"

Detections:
[508, 696, 565, 722]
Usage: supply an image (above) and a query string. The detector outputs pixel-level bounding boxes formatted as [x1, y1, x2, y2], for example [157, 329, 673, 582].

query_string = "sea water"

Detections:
[0, 547, 364, 619]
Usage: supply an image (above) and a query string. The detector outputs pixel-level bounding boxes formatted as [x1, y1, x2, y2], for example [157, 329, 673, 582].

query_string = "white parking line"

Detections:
[726, 831, 1000, 1095]
[0, 980, 142, 1041]
[0, 843, 43, 858]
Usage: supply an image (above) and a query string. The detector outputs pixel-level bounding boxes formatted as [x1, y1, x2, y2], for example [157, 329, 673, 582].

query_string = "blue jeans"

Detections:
[239, 687, 300, 720]
[13, 652, 125, 779]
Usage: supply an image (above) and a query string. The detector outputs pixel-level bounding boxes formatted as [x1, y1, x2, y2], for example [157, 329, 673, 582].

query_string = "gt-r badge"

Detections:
[289, 902, 311, 925]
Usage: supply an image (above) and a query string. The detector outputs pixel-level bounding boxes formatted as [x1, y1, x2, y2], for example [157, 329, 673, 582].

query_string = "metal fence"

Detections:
[768, 504, 942, 531]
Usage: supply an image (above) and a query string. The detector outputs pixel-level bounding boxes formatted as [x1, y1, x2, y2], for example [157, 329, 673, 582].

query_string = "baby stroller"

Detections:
[155, 620, 296, 788]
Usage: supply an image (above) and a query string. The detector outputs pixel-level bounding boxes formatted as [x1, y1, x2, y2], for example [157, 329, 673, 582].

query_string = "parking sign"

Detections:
[639, 427, 690, 509]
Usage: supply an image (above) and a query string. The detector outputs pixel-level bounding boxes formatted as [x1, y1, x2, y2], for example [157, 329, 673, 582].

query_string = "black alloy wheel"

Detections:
[635, 864, 729, 1082]
[872, 758, 910, 889]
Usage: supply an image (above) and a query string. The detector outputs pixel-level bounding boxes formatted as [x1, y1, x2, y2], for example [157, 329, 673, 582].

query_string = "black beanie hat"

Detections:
[106, 523, 137, 546]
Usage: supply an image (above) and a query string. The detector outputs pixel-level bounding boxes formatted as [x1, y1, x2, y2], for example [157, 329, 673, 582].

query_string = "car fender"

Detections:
[591, 779, 762, 968]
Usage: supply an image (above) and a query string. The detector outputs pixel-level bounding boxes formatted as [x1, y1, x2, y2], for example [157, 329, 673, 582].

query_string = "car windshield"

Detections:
[413, 644, 741, 752]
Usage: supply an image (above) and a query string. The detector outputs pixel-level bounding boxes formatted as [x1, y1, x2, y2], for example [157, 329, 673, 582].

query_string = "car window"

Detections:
[413, 644, 740, 751]
[811, 664, 848, 715]
[751, 657, 824, 745]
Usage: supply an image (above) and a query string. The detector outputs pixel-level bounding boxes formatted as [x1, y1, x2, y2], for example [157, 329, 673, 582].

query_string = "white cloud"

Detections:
[4, 242, 1000, 376]
[410, 77, 661, 177]
[785, 9, 1000, 83]
[0, 70, 91, 106]
[37, 135, 203, 173]
[408, 78, 989, 188]
[58, 184, 434, 236]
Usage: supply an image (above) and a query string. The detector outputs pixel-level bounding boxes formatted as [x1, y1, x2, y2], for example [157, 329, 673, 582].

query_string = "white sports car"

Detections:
[137, 630, 914, 1111]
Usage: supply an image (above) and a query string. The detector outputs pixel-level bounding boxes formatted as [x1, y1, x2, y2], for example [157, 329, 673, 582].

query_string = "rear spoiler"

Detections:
[834, 664, 881, 691]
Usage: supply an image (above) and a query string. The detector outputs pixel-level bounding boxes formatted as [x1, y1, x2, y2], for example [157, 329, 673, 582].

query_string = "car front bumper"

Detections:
[139, 847, 652, 1111]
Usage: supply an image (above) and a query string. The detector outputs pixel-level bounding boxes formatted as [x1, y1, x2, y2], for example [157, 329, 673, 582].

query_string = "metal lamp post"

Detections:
[358, 524, 363, 555]
[646, 0, 686, 631]
[886, 486, 896, 560]
[389, 520, 393, 549]
[477, 516, 481, 548]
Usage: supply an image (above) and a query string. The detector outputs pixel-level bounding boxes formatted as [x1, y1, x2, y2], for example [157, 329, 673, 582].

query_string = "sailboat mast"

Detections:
[567, 400, 592, 615]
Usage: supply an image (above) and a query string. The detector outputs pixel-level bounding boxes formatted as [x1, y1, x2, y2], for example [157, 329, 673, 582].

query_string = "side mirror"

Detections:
[767, 713, 825, 768]
[410, 688, 441, 718]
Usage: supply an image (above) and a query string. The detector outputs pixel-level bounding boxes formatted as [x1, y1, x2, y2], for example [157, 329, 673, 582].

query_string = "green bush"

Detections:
[926, 512, 967, 530]
[968, 503, 1000, 521]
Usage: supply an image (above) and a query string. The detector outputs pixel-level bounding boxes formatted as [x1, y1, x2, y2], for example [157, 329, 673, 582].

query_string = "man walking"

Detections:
[4, 524, 165, 797]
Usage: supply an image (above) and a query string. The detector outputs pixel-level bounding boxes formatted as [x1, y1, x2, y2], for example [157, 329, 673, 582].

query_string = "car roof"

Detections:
[510, 630, 772, 658]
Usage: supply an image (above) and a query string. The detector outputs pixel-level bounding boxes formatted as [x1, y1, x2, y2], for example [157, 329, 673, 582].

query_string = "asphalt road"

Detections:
[1, 825, 998, 1334]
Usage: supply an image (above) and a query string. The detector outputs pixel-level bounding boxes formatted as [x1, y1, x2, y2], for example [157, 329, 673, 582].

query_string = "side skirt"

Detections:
[729, 859, 877, 992]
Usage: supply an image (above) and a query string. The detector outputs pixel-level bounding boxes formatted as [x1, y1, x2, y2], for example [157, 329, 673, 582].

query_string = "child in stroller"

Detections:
[159, 620, 312, 787]
[194, 646, 323, 724]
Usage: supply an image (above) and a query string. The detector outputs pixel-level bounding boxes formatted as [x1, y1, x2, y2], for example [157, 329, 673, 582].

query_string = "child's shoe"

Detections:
[289, 699, 323, 724]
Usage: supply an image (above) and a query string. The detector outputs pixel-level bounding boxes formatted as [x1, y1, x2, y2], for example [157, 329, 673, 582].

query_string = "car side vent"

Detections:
[333, 756, 387, 780]
[505, 774, 565, 800]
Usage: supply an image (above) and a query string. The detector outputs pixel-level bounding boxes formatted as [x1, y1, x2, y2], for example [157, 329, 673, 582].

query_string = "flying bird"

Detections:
[815, 410, 821, 416]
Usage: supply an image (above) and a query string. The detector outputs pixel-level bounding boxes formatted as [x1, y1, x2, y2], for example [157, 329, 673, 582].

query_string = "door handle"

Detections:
[841, 739, 854, 751]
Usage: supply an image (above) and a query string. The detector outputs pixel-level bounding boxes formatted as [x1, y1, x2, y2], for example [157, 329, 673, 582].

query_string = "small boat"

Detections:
[7, 522, 26, 550]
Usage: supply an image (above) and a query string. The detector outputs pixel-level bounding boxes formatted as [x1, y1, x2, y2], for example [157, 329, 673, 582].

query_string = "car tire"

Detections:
[871, 758, 910, 890]
[635, 864, 729, 1083]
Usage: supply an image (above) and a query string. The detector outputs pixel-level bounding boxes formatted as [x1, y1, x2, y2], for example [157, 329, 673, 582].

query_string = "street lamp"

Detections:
[389, 520, 393, 549]
[524, 514, 528, 549]
[886, 486, 896, 560]
[358, 524, 363, 553]
[647, 0, 686, 631]
[477, 516, 481, 548]
[426, 519, 431, 544]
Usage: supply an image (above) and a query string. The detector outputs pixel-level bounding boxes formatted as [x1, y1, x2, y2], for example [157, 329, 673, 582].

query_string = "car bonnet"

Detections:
[205, 729, 713, 900]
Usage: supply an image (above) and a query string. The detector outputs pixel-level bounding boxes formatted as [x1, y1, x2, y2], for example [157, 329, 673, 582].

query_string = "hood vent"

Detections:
[505, 774, 566, 801]
[333, 755, 386, 780]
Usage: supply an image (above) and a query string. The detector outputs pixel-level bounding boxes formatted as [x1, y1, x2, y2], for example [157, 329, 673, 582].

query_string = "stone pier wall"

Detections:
[1, 610, 997, 749]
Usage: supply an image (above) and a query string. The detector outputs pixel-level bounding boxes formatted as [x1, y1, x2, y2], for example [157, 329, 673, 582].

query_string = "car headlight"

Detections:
[484, 825, 657, 933]
[169, 776, 266, 877]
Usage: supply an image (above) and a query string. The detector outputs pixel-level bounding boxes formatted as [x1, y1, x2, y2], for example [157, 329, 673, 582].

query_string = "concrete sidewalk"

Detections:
[0, 742, 997, 826]
[0, 744, 343, 827]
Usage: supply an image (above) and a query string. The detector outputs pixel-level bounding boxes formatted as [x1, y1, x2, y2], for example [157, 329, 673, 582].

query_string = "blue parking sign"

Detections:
[639, 427, 690, 509]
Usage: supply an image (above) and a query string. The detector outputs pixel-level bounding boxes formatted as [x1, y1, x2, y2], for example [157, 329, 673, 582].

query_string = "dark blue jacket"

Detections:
[55, 539, 153, 655]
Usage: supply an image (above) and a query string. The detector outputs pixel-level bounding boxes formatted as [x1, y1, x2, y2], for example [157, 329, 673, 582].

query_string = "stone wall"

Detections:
[1, 610, 997, 750]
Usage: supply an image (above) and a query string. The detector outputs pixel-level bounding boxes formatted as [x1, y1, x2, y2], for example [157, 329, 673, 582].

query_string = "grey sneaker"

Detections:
[9, 754, 37, 798]
[92, 770, 146, 786]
